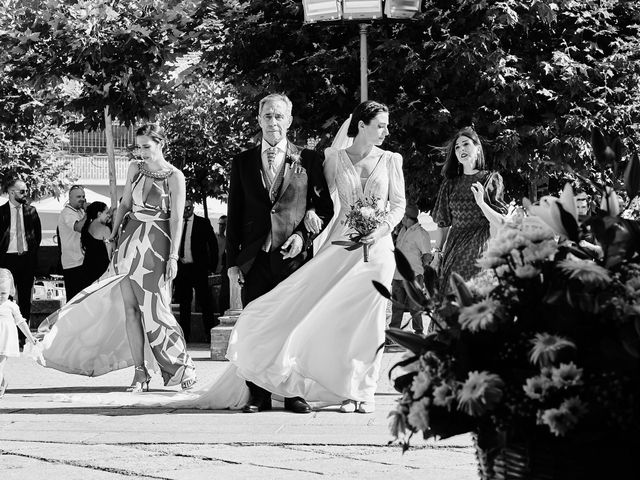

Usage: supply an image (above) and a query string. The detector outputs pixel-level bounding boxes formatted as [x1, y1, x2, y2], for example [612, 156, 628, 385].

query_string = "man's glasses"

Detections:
[11, 190, 27, 194]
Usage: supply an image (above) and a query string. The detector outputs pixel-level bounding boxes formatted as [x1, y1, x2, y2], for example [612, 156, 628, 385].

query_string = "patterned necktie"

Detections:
[15, 205, 24, 254]
[266, 147, 277, 175]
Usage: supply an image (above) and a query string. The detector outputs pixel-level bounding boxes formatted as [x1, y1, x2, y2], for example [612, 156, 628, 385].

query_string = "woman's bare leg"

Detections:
[0, 355, 7, 396]
[120, 277, 148, 388]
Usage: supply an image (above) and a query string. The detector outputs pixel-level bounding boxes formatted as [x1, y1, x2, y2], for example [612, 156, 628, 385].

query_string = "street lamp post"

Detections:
[302, 0, 421, 102]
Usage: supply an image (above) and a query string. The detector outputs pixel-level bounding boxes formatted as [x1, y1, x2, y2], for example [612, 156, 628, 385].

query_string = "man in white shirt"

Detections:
[389, 204, 432, 337]
[57, 185, 87, 301]
[0, 178, 42, 347]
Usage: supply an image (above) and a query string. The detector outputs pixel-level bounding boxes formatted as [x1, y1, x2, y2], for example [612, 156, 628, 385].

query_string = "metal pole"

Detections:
[359, 23, 368, 102]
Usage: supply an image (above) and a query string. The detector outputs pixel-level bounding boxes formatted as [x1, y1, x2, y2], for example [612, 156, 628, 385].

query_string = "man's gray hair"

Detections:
[258, 93, 293, 116]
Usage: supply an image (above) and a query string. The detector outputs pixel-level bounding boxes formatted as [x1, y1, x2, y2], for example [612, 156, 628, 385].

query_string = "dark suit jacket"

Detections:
[0, 201, 42, 266]
[186, 214, 219, 273]
[226, 141, 334, 274]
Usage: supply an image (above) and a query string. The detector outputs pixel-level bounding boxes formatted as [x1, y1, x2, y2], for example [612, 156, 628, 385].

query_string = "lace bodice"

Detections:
[324, 147, 406, 229]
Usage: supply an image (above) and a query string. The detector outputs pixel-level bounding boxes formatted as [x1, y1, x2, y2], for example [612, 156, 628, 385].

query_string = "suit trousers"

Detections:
[0, 253, 35, 346]
[63, 266, 85, 302]
[241, 249, 306, 402]
[389, 276, 425, 334]
[174, 262, 215, 342]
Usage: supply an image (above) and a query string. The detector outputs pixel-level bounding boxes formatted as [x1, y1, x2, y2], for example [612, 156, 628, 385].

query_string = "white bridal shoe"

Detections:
[339, 400, 357, 413]
[357, 401, 375, 414]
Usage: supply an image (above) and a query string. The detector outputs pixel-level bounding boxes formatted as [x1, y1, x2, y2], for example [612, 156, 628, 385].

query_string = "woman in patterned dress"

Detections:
[430, 127, 507, 294]
[38, 124, 196, 392]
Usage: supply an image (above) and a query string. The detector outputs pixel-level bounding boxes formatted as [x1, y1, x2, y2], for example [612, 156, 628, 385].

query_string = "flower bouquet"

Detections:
[375, 128, 640, 478]
[332, 195, 385, 262]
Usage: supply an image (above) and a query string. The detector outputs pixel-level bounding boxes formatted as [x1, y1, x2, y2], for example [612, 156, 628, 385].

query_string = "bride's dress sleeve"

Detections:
[385, 152, 406, 230]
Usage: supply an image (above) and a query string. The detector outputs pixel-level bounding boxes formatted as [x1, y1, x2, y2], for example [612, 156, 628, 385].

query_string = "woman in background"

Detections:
[80, 201, 112, 288]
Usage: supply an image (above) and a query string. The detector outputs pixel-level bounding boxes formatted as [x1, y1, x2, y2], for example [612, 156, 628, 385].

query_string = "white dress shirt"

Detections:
[58, 205, 84, 269]
[7, 202, 28, 254]
[181, 215, 195, 264]
[261, 138, 287, 182]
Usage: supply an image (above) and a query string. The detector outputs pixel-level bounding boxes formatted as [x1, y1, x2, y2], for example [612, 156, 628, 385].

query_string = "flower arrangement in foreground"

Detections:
[332, 195, 385, 262]
[375, 132, 640, 454]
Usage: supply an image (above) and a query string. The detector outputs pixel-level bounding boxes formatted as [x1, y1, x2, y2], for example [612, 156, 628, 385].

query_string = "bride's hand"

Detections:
[304, 209, 322, 235]
[360, 223, 391, 245]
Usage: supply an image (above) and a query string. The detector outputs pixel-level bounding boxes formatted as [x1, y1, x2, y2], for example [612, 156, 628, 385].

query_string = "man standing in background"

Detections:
[174, 199, 219, 343]
[216, 214, 229, 314]
[57, 185, 86, 301]
[0, 177, 42, 347]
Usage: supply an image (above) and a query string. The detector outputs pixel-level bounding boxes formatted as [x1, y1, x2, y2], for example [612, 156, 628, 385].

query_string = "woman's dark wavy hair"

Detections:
[81, 201, 108, 251]
[136, 123, 166, 144]
[440, 127, 486, 178]
[346, 100, 389, 138]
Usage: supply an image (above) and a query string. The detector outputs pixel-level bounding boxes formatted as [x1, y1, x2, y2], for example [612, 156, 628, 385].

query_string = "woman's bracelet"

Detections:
[168, 253, 179, 261]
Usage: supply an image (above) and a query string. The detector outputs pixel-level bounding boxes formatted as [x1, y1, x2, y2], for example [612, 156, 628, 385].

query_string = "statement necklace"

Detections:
[138, 161, 174, 180]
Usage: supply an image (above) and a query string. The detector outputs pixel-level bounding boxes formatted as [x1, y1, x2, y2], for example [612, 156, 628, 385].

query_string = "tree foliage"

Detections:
[0, 76, 74, 198]
[198, 0, 640, 209]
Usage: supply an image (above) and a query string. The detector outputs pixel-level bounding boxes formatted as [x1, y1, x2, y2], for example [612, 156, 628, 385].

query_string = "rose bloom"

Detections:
[529, 333, 576, 366]
[410, 371, 431, 398]
[359, 206, 376, 219]
[433, 383, 457, 408]
[458, 299, 502, 332]
[407, 397, 431, 431]
[514, 264, 541, 279]
[457, 371, 504, 416]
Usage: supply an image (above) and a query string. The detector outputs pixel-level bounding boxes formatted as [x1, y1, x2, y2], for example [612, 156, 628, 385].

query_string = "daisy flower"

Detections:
[558, 257, 611, 287]
[523, 375, 553, 400]
[538, 406, 578, 436]
[410, 371, 431, 398]
[529, 333, 576, 366]
[514, 264, 541, 279]
[457, 371, 504, 416]
[407, 397, 431, 431]
[432, 383, 457, 408]
[458, 299, 502, 332]
[551, 362, 583, 388]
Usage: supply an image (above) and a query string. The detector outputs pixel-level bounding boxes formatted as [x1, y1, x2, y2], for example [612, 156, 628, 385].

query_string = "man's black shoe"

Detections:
[284, 396, 311, 414]
[242, 395, 272, 413]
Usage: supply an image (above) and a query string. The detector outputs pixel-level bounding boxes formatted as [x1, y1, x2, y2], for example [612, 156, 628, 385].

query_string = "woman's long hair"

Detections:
[440, 127, 486, 178]
[346, 100, 389, 138]
[81, 201, 108, 251]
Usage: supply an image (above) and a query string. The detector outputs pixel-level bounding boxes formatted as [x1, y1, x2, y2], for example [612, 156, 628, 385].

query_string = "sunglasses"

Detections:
[69, 185, 85, 192]
[11, 189, 27, 194]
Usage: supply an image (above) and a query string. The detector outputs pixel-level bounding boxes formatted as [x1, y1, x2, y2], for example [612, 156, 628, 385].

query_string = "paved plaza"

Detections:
[1, 346, 476, 479]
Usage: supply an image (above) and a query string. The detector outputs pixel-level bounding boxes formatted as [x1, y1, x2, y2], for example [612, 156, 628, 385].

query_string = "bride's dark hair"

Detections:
[347, 100, 388, 137]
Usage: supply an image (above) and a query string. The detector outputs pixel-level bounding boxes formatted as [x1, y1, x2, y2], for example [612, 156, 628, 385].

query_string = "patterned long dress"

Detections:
[433, 171, 504, 293]
[38, 163, 196, 388]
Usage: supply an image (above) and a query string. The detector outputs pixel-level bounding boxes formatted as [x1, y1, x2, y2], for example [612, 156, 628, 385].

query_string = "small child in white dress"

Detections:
[0, 269, 37, 398]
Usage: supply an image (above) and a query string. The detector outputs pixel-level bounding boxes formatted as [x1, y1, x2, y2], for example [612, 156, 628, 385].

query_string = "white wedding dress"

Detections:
[56, 147, 405, 409]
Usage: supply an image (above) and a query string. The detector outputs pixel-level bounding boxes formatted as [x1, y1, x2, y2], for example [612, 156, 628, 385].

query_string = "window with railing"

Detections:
[62, 126, 136, 155]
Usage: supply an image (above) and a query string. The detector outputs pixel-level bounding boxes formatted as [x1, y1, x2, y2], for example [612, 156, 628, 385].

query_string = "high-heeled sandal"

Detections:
[339, 400, 357, 413]
[126, 366, 151, 393]
[181, 377, 197, 390]
[357, 401, 375, 413]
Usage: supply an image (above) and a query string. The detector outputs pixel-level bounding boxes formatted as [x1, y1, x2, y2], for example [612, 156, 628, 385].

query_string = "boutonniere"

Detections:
[286, 152, 304, 174]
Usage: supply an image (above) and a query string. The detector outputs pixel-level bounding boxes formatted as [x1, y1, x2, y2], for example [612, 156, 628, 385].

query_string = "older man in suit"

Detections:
[174, 198, 219, 343]
[0, 177, 42, 347]
[226, 93, 334, 414]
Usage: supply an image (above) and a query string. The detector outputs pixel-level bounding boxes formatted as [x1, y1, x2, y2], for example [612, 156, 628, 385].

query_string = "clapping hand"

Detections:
[470, 182, 486, 206]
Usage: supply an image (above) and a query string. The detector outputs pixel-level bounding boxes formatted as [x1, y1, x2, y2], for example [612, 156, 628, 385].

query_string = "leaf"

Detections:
[623, 150, 640, 200]
[402, 278, 429, 309]
[394, 248, 415, 282]
[385, 328, 437, 355]
[556, 202, 580, 242]
[331, 240, 358, 247]
[372, 280, 392, 300]
[449, 272, 474, 307]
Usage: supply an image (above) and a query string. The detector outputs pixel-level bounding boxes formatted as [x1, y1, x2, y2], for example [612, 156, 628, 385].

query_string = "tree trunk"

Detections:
[104, 106, 118, 207]
[202, 193, 209, 219]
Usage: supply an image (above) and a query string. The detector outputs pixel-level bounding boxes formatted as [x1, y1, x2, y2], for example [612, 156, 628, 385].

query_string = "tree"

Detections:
[160, 79, 250, 216]
[197, 0, 640, 210]
[0, 0, 210, 205]
[0, 76, 74, 198]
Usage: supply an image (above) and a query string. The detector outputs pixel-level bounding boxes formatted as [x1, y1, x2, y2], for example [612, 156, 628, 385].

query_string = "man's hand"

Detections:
[228, 266, 245, 285]
[281, 233, 303, 259]
[304, 209, 323, 235]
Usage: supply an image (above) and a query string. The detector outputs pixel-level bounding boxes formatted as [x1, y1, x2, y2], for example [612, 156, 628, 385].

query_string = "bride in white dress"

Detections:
[57, 101, 405, 411]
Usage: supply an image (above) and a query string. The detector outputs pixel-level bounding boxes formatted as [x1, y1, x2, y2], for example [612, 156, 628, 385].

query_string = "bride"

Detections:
[54, 101, 406, 412]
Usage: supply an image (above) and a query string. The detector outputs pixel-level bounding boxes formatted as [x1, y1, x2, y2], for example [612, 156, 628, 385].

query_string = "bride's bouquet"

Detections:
[333, 195, 385, 262]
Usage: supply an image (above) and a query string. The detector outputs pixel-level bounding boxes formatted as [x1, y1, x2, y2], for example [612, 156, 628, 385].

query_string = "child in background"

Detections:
[0, 268, 37, 398]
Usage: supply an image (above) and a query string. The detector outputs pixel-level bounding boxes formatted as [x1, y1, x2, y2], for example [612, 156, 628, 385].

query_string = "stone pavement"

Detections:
[0, 345, 476, 479]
